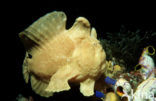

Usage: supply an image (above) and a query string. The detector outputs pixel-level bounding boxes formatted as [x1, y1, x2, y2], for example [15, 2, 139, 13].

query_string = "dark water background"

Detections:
[13, 5, 156, 101]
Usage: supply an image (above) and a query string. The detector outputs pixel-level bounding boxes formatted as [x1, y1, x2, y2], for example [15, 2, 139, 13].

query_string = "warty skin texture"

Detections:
[20, 11, 106, 97]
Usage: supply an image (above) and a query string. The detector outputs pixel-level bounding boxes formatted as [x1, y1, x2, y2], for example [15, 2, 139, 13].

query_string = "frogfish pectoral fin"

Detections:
[80, 78, 95, 96]
[30, 75, 53, 97]
[45, 65, 79, 92]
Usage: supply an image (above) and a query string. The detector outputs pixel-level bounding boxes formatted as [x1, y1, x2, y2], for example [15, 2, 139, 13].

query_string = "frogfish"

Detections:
[19, 11, 106, 97]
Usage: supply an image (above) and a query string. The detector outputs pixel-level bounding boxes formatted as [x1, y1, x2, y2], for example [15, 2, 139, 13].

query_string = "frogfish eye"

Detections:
[28, 54, 32, 59]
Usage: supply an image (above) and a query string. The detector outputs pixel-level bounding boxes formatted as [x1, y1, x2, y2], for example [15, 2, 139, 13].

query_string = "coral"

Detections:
[136, 46, 155, 80]
[104, 92, 119, 101]
[105, 60, 125, 78]
[95, 46, 156, 101]
[114, 78, 131, 97]
[133, 78, 156, 101]
[100, 25, 156, 72]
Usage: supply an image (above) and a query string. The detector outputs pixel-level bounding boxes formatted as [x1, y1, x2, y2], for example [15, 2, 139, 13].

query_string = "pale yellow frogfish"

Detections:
[19, 11, 106, 97]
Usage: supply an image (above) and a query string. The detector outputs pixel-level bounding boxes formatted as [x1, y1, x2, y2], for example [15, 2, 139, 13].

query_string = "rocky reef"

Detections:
[100, 25, 156, 72]
[15, 10, 156, 101]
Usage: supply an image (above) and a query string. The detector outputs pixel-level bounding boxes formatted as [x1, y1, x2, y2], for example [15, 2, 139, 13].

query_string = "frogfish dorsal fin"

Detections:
[19, 11, 67, 50]
[69, 17, 91, 36]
